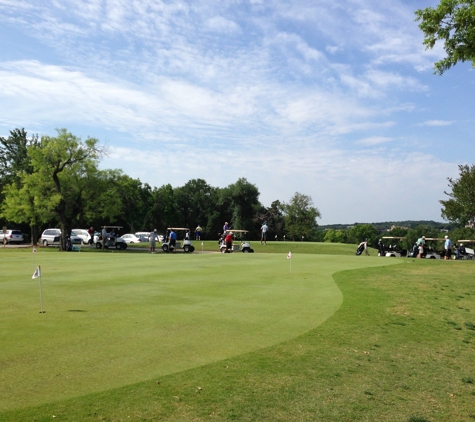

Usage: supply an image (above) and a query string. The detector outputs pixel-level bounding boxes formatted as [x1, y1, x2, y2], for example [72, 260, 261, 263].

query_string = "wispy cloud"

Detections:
[356, 136, 395, 146]
[419, 120, 454, 127]
[0, 0, 471, 224]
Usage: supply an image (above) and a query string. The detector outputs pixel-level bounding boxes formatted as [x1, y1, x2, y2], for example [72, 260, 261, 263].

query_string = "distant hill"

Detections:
[319, 220, 451, 232]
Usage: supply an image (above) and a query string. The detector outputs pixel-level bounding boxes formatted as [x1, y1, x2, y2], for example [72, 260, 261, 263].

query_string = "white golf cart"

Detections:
[406, 237, 443, 259]
[381, 236, 407, 257]
[454, 240, 475, 260]
[162, 228, 195, 253]
[423, 238, 444, 259]
[219, 230, 254, 253]
[95, 226, 128, 250]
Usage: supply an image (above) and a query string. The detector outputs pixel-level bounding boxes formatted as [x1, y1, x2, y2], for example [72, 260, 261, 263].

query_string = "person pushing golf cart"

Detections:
[356, 239, 369, 256]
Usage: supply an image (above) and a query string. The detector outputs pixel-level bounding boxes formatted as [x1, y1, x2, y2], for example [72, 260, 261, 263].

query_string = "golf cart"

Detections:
[95, 226, 128, 250]
[454, 240, 475, 260]
[162, 228, 195, 253]
[381, 236, 407, 257]
[219, 230, 254, 253]
[422, 238, 444, 259]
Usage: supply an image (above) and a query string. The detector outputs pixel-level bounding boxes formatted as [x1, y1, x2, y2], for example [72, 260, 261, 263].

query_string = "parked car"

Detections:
[40, 229, 82, 246]
[135, 232, 150, 241]
[1, 229, 24, 244]
[72, 229, 91, 244]
[40, 229, 61, 246]
[120, 234, 142, 244]
[136, 231, 164, 242]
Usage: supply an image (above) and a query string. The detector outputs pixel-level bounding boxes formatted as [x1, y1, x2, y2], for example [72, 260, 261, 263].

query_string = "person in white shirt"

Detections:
[149, 229, 158, 253]
[260, 222, 269, 245]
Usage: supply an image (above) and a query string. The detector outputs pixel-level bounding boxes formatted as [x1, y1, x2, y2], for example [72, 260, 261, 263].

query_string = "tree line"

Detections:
[2, 128, 474, 251]
[0, 129, 321, 249]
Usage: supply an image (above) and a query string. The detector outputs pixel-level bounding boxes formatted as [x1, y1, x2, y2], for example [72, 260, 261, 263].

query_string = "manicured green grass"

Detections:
[1, 248, 474, 421]
[85, 240, 372, 256]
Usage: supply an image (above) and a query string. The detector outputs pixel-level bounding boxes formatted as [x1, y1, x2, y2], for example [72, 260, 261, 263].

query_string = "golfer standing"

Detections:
[149, 229, 158, 254]
[444, 235, 452, 260]
[416, 236, 426, 258]
[225, 231, 233, 253]
[260, 222, 268, 245]
[195, 225, 202, 241]
[169, 229, 177, 253]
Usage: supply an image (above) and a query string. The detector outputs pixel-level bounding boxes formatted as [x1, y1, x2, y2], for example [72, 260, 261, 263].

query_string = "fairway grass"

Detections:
[1, 250, 393, 413]
[2, 250, 474, 421]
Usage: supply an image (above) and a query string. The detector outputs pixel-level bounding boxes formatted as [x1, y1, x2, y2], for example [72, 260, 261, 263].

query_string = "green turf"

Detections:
[81, 239, 371, 255]
[0, 249, 392, 413]
[2, 248, 474, 421]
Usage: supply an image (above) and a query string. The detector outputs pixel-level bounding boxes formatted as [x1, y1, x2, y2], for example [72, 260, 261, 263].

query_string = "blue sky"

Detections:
[1, 0, 473, 225]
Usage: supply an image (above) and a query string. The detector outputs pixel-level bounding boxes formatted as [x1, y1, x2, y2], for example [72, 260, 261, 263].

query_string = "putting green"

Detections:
[0, 251, 398, 410]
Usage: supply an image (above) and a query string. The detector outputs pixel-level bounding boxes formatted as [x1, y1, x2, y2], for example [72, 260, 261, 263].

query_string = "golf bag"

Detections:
[355, 243, 364, 256]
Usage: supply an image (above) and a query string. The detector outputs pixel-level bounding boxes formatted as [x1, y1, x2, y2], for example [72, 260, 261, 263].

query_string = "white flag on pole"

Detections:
[33, 247, 37, 253]
[32, 266, 41, 279]
[287, 251, 292, 259]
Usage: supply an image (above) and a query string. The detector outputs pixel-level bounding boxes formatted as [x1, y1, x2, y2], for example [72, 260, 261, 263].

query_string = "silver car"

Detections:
[72, 229, 91, 244]
[40, 229, 82, 246]
[1, 229, 24, 244]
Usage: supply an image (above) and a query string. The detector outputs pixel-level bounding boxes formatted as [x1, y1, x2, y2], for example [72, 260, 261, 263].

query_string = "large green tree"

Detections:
[281, 192, 321, 241]
[323, 229, 347, 243]
[145, 184, 178, 233]
[174, 179, 217, 234]
[110, 171, 154, 233]
[255, 200, 286, 240]
[218, 178, 261, 235]
[347, 224, 378, 246]
[440, 164, 475, 226]
[1, 129, 117, 249]
[0, 128, 40, 241]
[415, 0, 475, 74]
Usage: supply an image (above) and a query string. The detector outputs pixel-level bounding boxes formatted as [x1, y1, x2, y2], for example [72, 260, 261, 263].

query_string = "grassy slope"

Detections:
[2, 248, 475, 421]
[1, 247, 389, 413]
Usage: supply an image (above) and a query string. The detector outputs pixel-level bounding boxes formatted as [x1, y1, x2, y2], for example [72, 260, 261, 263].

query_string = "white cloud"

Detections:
[419, 120, 454, 127]
[204, 16, 241, 34]
[356, 136, 395, 146]
[0, 0, 471, 224]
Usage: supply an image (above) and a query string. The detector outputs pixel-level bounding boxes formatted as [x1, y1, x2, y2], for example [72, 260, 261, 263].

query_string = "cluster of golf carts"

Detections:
[380, 236, 474, 259]
[93, 226, 255, 254]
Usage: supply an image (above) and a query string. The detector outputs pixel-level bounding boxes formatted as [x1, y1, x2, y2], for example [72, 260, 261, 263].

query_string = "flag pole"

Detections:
[287, 251, 292, 273]
[32, 265, 45, 313]
[39, 271, 45, 313]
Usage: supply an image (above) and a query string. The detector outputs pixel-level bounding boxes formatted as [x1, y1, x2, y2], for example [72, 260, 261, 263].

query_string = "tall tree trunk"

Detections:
[31, 224, 38, 245]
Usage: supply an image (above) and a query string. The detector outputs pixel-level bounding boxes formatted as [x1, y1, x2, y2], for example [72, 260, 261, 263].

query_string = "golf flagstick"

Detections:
[287, 251, 292, 273]
[32, 265, 45, 313]
[32, 245, 37, 275]
[201, 242, 204, 253]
